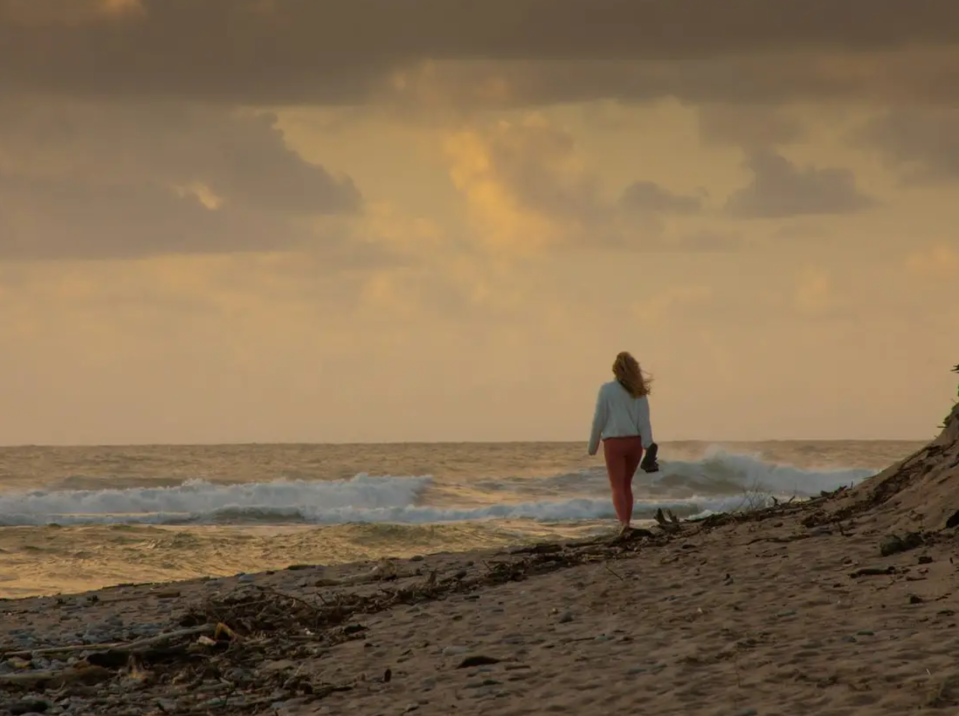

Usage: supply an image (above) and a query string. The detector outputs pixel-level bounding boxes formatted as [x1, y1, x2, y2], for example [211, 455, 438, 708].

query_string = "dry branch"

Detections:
[0, 624, 216, 661]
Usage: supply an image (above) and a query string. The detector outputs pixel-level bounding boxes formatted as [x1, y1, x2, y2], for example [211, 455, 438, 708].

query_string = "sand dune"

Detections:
[0, 405, 957, 715]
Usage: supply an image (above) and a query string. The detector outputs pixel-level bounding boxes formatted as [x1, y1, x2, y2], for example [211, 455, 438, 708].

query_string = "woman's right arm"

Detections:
[587, 387, 607, 456]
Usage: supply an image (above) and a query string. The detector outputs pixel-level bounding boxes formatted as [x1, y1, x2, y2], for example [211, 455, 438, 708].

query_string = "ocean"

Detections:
[0, 440, 922, 598]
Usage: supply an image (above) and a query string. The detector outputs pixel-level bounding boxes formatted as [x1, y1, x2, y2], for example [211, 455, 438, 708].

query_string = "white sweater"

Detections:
[587, 381, 654, 455]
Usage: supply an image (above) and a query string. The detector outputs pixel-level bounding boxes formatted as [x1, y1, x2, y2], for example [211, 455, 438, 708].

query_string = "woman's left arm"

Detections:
[587, 388, 607, 456]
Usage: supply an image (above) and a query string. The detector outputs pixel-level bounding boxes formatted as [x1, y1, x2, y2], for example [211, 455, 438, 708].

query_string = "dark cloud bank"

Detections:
[1, 0, 955, 260]
[1, 0, 958, 105]
[0, 102, 365, 260]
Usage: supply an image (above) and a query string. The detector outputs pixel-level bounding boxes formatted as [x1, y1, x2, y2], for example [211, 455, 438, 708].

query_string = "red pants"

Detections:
[603, 436, 644, 525]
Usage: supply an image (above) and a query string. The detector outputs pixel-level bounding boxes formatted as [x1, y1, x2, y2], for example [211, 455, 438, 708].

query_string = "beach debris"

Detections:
[213, 622, 236, 641]
[314, 558, 409, 587]
[456, 655, 500, 669]
[654, 508, 683, 533]
[0, 663, 113, 690]
[603, 562, 626, 581]
[9, 698, 50, 715]
[0, 624, 217, 662]
[509, 543, 563, 555]
[924, 671, 959, 708]
[879, 532, 924, 557]
[849, 566, 897, 578]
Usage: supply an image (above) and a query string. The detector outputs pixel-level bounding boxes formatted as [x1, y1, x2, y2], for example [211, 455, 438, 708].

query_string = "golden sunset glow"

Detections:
[1, 0, 957, 444]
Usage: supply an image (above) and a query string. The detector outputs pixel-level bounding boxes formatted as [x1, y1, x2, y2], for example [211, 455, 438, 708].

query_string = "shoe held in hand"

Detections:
[640, 442, 659, 473]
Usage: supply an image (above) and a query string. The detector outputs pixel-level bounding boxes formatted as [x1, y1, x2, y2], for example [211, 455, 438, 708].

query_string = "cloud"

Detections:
[631, 284, 713, 325]
[620, 181, 703, 215]
[0, 173, 288, 259]
[2, 0, 958, 107]
[663, 230, 751, 253]
[0, 0, 143, 25]
[0, 99, 368, 260]
[444, 115, 722, 252]
[0, 172, 393, 264]
[0, 100, 361, 215]
[854, 109, 959, 183]
[793, 267, 833, 316]
[475, 117, 604, 222]
[905, 244, 959, 279]
[768, 223, 829, 242]
[697, 104, 806, 148]
[725, 150, 875, 219]
[444, 116, 609, 253]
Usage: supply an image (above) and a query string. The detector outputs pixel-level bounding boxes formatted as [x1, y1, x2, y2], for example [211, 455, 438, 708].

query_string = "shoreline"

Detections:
[0, 424, 957, 715]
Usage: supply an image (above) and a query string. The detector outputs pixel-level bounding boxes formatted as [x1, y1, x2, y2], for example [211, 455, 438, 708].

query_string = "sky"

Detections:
[0, 0, 957, 445]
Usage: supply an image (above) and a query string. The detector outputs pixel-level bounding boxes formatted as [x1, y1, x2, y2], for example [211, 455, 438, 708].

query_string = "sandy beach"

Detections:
[1, 409, 957, 716]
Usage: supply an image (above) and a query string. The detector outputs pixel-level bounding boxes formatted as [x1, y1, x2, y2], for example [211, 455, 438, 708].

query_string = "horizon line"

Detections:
[0, 437, 933, 449]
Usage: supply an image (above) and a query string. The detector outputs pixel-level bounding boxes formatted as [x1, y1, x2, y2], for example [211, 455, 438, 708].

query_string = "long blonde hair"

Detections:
[612, 351, 651, 398]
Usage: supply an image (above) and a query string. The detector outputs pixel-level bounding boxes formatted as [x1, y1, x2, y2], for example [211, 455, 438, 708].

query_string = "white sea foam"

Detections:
[0, 449, 877, 527]
[651, 446, 876, 496]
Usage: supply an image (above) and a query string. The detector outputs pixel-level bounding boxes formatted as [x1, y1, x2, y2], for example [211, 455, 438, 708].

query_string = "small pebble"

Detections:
[470, 686, 499, 698]
[465, 679, 501, 688]
[10, 699, 51, 716]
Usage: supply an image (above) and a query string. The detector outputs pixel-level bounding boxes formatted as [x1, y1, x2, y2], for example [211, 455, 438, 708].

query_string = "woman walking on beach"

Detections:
[588, 352, 655, 534]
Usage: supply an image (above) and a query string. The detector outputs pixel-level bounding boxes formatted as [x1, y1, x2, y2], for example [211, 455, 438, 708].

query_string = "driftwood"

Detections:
[849, 566, 898, 578]
[0, 664, 113, 689]
[312, 559, 412, 587]
[654, 508, 682, 532]
[0, 624, 216, 661]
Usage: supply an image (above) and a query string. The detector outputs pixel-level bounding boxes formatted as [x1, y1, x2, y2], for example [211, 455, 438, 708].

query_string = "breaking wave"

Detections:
[0, 449, 876, 527]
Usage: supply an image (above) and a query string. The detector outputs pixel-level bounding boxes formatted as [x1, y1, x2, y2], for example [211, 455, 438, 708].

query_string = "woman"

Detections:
[588, 352, 654, 533]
